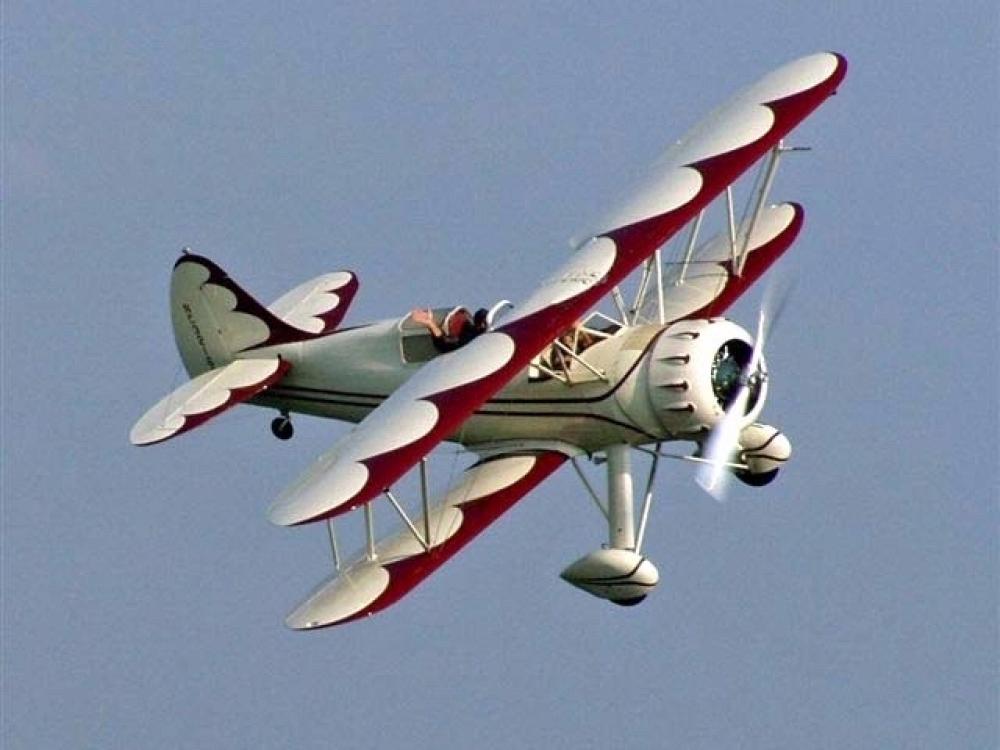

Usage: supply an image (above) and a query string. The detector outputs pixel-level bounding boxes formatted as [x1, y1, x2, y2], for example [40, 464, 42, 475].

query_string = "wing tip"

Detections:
[825, 51, 849, 90]
[267, 503, 310, 527]
[785, 201, 805, 229]
[267, 498, 350, 527]
[129, 429, 173, 447]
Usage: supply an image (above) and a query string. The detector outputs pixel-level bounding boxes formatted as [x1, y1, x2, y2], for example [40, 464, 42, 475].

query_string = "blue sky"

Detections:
[4, 2, 997, 748]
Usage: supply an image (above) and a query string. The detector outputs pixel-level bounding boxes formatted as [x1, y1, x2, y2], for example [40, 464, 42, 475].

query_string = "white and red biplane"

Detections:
[132, 52, 847, 630]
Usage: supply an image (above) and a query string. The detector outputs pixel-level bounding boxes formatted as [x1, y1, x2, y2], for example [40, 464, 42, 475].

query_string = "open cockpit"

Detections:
[398, 305, 485, 363]
[397, 304, 623, 387]
[528, 312, 623, 384]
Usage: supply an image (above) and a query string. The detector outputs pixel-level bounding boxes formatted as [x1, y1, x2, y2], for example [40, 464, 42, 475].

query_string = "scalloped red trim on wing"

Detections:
[285, 450, 567, 630]
[173, 253, 358, 351]
[130, 358, 292, 446]
[270, 53, 847, 527]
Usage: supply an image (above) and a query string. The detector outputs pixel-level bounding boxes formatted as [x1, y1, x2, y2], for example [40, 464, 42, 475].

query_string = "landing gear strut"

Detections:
[271, 413, 294, 440]
[560, 444, 660, 604]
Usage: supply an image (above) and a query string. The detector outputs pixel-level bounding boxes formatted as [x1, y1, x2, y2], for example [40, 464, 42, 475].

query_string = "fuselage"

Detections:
[247, 311, 764, 455]
[250, 316, 665, 453]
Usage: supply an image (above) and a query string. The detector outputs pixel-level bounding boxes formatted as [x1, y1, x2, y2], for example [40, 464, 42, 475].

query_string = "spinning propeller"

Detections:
[696, 283, 791, 500]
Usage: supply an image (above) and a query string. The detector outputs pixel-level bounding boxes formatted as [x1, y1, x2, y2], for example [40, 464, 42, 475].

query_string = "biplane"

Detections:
[131, 52, 847, 629]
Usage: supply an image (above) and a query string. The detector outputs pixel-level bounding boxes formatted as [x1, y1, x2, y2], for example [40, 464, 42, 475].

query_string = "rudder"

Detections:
[170, 252, 359, 376]
[171, 253, 277, 375]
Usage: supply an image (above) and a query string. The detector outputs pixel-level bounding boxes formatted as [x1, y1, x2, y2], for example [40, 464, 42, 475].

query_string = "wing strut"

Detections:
[610, 287, 630, 323]
[285, 449, 570, 629]
[735, 141, 811, 276]
[629, 248, 668, 326]
[676, 210, 706, 286]
[737, 142, 783, 275]
[384, 489, 430, 552]
[726, 186, 739, 267]
[364, 503, 376, 560]
[634, 443, 661, 554]
[634, 139, 797, 318]
[419, 458, 432, 549]
[382, 456, 438, 551]
[326, 519, 341, 570]
[630, 259, 655, 323]
[654, 248, 666, 324]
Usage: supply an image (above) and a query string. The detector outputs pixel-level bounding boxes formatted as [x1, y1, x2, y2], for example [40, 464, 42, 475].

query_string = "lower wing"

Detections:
[284, 448, 569, 630]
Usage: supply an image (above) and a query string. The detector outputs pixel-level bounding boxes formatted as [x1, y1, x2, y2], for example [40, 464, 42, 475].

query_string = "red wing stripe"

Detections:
[175, 254, 358, 349]
[130, 358, 291, 446]
[285, 451, 567, 630]
[690, 203, 804, 319]
[269, 53, 847, 527]
[653, 202, 805, 323]
[267, 272, 359, 335]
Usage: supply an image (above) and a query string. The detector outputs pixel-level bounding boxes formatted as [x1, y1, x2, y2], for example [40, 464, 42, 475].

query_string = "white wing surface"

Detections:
[267, 271, 359, 335]
[130, 358, 291, 446]
[171, 254, 358, 368]
[269, 52, 847, 527]
[285, 450, 568, 630]
[658, 201, 804, 323]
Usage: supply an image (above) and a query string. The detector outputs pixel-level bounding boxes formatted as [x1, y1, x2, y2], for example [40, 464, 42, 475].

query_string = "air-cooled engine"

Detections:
[615, 318, 769, 441]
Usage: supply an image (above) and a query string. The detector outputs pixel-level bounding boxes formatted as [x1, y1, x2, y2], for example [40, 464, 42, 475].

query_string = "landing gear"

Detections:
[561, 444, 661, 604]
[271, 413, 294, 440]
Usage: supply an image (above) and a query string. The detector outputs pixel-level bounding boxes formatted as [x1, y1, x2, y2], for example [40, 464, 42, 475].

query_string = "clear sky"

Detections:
[4, 2, 997, 748]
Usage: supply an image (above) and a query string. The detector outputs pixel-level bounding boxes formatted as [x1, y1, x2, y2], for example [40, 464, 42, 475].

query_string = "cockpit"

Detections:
[397, 304, 621, 387]
[528, 312, 620, 382]
[398, 305, 493, 363]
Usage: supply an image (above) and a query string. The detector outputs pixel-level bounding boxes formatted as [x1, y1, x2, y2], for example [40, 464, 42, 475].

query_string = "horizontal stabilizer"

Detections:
[285, 450, 567, 630]
[130, 358, 291, 446]
[268, 271, 359, 335]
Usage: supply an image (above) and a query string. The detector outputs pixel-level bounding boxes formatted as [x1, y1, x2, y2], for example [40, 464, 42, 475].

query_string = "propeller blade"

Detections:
[695, 279, 794, 501]
[761, 276, 795, 342]
[696, 384, 749, 500]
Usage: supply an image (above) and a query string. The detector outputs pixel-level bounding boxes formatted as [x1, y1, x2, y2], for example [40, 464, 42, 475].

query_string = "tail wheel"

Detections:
[271, 415, 294, 441]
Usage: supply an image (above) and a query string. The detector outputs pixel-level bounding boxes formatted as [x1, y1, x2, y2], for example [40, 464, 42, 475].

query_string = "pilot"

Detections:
[548, 321, 597, 372]
[411, 307, 489, 353]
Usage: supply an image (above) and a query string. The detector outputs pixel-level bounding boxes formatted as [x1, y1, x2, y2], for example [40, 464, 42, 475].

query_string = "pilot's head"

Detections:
[473, 308, 489, 332]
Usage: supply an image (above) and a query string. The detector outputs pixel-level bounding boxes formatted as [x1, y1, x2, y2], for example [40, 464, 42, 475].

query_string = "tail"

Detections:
[171, 252, 358, 375]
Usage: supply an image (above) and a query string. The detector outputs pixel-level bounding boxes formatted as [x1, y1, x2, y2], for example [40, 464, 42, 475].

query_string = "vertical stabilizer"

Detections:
[169, 253, 358, 376]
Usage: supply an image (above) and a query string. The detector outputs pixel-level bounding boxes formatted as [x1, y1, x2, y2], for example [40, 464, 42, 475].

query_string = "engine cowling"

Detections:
[615, 318, 769, 441]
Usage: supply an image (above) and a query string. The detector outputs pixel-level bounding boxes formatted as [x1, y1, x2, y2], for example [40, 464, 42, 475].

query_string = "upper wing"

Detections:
[269, 52, 846, 527]
[284, 448, 569, 630]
